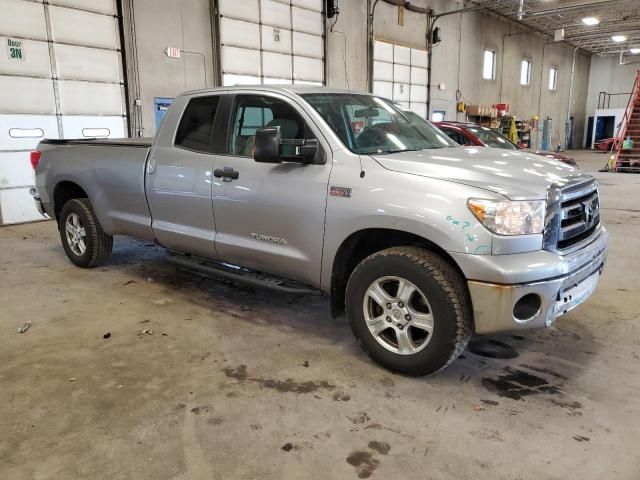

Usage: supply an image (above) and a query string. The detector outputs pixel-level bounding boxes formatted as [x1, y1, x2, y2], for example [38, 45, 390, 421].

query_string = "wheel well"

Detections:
[53, 181, 88, 220]
[330, 228, 466, 318]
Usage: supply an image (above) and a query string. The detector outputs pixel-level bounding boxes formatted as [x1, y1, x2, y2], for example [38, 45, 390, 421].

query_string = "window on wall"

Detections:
[482, 50, 496, 80]
[520, 60, 531, 85]
[372, 40, 428, 118]
[432, 110, 445, 122]
[548, 68, 558, 91]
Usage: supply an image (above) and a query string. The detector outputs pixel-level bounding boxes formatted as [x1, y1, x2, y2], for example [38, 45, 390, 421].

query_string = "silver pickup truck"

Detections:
[31, 86, 608, 375]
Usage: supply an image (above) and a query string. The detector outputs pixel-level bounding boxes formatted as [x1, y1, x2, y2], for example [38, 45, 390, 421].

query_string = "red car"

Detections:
[594, 137, 620, 152]
[435, 121, 578, 168]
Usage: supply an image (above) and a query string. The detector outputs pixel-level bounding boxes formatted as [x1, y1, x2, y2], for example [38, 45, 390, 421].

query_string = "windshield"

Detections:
[467, 127, 517, 150]
[302, 93, 456, 154]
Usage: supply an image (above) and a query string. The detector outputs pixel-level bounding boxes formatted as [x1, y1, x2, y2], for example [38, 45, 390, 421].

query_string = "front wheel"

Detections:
[346, 247, 473, 376]
[59, 198, 113, 268]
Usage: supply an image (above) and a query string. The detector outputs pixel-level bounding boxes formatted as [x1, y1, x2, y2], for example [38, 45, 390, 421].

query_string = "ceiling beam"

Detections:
[564, 27, 640, 40]
[526, 0, 627, 18]
[545, 16, 640, 33]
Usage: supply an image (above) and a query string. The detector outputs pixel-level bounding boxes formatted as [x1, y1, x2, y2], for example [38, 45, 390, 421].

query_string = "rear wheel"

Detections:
[346, 247, 473, 376]
[59, 198, 112, 268]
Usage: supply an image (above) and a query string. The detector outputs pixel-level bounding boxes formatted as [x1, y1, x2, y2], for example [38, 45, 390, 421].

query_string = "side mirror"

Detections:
[254, 126, 320, 164]
[254, 126, 282, 163]
[281, 138, 319, 163]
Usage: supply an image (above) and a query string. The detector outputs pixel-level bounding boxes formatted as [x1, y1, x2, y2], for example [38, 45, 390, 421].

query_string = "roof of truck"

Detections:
[181, 84, 365, 96]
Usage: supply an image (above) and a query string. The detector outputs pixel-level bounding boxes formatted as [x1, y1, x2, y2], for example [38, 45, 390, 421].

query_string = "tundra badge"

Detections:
[250, 233, 288, 245]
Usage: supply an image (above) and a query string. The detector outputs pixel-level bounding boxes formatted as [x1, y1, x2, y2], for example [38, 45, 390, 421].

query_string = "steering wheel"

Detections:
[355, 125, 391, 151]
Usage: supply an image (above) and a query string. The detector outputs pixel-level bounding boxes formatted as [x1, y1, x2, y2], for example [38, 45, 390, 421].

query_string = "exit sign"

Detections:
[164, 47, 181, 58]
[7, 39, 25, 61]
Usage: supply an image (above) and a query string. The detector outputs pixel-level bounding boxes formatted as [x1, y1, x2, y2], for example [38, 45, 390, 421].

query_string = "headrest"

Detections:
[265, 118, 299, 139]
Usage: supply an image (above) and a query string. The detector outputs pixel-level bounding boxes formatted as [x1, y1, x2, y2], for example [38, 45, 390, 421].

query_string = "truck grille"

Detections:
[554, 182, 600, 251]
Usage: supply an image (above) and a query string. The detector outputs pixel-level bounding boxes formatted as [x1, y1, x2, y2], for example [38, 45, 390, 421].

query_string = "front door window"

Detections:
[228, 95, 311, 157]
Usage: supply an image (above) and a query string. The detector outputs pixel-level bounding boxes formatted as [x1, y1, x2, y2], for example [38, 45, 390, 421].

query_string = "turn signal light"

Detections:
[30, 151, 41, 170]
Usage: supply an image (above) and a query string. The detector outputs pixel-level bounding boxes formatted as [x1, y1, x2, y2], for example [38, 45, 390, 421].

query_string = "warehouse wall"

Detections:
[585, 56, 639, 115]
[122, 0, 591, 148]
[326, 0, 591, 150]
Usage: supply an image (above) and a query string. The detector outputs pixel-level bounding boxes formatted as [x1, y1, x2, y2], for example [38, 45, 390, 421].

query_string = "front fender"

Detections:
[320, 156, 500, 290]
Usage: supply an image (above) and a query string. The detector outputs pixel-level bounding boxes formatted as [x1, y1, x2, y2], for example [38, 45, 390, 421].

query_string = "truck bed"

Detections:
[36, 137, 154, 241]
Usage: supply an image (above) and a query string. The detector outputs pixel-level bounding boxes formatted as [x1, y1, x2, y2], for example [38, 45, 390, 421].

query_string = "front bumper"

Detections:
[451, 226, 608, 335]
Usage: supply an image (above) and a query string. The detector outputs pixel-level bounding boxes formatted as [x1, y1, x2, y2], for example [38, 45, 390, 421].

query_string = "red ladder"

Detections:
[613, 70, 640, 173]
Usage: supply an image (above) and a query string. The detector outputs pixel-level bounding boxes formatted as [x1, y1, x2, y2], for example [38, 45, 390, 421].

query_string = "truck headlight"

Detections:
[467, 199, 546, 236]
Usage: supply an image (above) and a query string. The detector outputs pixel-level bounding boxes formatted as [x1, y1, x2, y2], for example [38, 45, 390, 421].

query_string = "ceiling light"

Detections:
[612, 35, 627, 42]
[630, 48, 640, 54]
[581, 17, 599, 26]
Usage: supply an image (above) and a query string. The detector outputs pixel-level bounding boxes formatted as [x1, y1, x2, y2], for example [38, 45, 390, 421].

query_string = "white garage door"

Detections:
[0, 0, 127, 225]
[373, 39, 428, 119]
[218, 0, 324, 86]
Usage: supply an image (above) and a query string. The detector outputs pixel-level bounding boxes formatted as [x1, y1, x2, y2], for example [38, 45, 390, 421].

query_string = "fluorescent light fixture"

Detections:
[581, 17, 599, 26]
[630, 48, 640, 54]
[612, 35, 627, 42]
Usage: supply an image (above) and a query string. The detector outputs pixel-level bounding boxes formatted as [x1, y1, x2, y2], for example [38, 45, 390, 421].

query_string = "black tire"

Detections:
[58, 198, 113, 268]
[345, 246, 473, 376]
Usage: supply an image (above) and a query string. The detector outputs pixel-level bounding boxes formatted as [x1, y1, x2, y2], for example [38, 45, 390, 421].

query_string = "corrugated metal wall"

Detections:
[218, 0, 324, 86]
[0, 0, 127, 224]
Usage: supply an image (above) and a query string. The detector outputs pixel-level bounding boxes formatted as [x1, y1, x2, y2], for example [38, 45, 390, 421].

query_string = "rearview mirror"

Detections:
[354, 107, 379, 118]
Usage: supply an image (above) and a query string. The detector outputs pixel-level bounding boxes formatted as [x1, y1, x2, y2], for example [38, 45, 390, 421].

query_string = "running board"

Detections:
[166, 251, 323, 295]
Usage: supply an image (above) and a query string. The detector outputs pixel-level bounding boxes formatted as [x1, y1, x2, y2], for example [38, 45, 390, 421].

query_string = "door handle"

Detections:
[147, 157, 156, 174]
[214, 166, 239, 182]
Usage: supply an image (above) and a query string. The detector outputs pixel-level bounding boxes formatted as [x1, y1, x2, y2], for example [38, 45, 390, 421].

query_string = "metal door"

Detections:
[373, 39, 428, 118]
[211, 93, 331, 286]
[0, 0, 127, 224]
[217, 0, 324, 86]
[586, 116, 594, 149]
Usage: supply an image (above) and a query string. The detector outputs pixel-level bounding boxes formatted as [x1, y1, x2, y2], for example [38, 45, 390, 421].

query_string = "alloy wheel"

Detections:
[362, 276, 435, 355]
[65, 212, 87, 256]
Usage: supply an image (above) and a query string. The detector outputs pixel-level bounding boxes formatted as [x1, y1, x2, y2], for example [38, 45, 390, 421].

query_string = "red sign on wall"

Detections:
[165, 47, 181, 58]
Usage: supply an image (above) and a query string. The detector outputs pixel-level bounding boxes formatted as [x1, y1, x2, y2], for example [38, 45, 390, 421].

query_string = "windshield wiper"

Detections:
[372, 147, 426, 155]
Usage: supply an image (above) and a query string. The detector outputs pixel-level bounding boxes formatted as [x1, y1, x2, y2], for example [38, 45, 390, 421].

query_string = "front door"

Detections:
[211, 93, 332, 286]
[146, 94, 220, 259]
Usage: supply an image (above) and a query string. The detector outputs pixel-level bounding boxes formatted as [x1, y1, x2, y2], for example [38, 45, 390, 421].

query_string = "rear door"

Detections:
[145, 94, 220, 259]
[210, 92, 332, 286]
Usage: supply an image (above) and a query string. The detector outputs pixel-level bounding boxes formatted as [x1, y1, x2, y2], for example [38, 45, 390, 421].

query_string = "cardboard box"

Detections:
[466, 105, 481, 116]
[467, 105, 498, 118]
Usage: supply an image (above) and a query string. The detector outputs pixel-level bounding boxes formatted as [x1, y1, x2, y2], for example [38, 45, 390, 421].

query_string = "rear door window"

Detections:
[441, 128, 462, 145]
[175, 96, 220, 153]
[467, 127, 517, 150]
[458, 131, 476, 146]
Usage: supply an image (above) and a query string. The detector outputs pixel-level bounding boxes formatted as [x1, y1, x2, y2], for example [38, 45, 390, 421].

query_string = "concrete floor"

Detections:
[1, 150, 639, 479]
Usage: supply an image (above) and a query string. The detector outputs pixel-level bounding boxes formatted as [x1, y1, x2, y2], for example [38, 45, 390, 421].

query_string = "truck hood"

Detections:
[370, 146, 591, 200]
